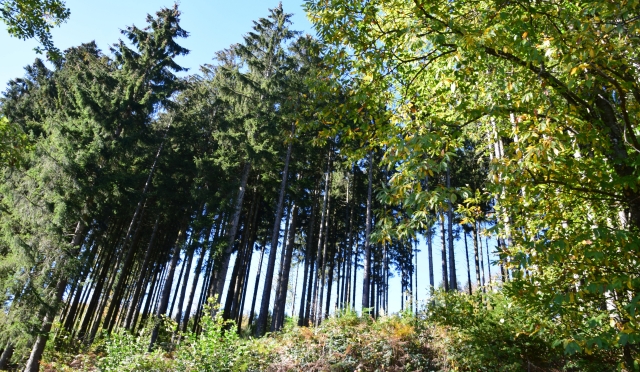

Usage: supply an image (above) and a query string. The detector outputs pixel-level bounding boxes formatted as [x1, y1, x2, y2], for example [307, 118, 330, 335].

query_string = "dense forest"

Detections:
[1, 0, 639, 371]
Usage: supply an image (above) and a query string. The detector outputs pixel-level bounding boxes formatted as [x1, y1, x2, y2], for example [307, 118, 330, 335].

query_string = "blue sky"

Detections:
[1, 0, 501, 318]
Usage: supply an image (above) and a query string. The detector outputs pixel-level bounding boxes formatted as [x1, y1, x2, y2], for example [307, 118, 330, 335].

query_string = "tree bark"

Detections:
[362, 151, 374, 312]
[464, 230, 472, 295]
[149, 220, 187, 350]
[125, 218, 160, 330]
[214, 162, 251, 304]
[255, 136, 293, 336]
[446, 168, 457, 291]
[24, 220, 85, 372]
[248, 240, 266, 329]
[273, 203, 299, 331]
[0, 342, 14, 370]
[311, 153, 332, 324]
[472, 222, 482, 289]
[440, 211, 449, 291]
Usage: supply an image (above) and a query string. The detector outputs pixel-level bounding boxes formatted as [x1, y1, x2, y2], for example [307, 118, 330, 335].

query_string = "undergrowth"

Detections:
[36, 291, 624, 371]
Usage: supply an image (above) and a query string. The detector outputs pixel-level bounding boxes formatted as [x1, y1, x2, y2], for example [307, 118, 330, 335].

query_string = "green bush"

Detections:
[425, 289, 563, 371]
[173, 304, 253, 372]
[97, 328, 175, 372]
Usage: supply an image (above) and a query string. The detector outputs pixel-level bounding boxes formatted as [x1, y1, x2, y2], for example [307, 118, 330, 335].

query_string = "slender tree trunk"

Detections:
[478, 221, 486, 286]
[223, 217, 248, 321]
[255, 137, 293, 336]
[291, 259, 300, 321]
[362, 151, 374, 312]
[272, 203, 292, 330]
[498, 238, 507, 283]
[139, 257, 165, 333]
[297, 193, 317, 327]
[63, 234, 99, 333]
[324, 220, 336, 319]
[24, 220, 85, 372]
[273, 203, 299, 331]
[446, 168, 457, 291]
[351, 231, 358, 307]
[297, 246, 310, 326]
[472, 222, 482, 289]
[464, 230, 472, 295]
[485, 229, 492, 285]
[149, 221, 187, 350]
[440, 211, 449, 291]
[414, 238, 418, 313]
[181, 226, 210, 333]
[215, 162, 251, 304]
[125, 218, 160, 330]
[248, 239, 267, 328]
[77, 246, 113, 342]
[0, 342, 14, 370]
[318, 181, 333, 323]
[311, 154, 331, 325]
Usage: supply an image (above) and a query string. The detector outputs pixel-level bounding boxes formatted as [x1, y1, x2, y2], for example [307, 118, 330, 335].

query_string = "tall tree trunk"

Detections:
[478, 221, 486, 286]
[0, 341, 13, 370]
[223, 216, 249, 322]
[248, 238, 267, 328]
[214, 162, 251, 304]
[440, 211, 449, 291]
[324, 219, 336, 319]
[351, 230, 358, 307]
[362, 151, 374, 312]
[181, 225, 210, 333]
[446, 168, 457, 291]
[311, 153, 332, 325]
[485, 230, 492, 285]
[472, 222, 482, 289]
[297, 247, 311, 326]
[296, 191, 316, 327]
[414, 238, 418, 313]
[464, 230, 472, 295]
[63, 233, 99, 333]
[125, 218, 160, 330]
[271, 202, 292, 330]
[104, 205, 148, 333]
[24, 220, 85, 372]
[149, 221, 187, 350]
[255, 136, 293, 336]
[273, 203, 299, 331]
[317, 179, 333, 323]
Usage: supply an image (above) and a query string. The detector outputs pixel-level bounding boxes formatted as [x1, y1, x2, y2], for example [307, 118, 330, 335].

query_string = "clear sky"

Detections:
[1, 0, 502, 318]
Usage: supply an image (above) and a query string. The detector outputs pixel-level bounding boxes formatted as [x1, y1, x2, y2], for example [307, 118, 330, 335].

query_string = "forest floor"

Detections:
[34, 291, 619, 371]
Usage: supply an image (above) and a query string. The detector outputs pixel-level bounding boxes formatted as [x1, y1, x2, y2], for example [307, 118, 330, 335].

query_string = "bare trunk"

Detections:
[0, 342, 14, 370]
[125, 218, 160, 330]
[446, 168, 457, 290]
[149, 222, 187, 350]
[464, 230, 472, 294]
[24, 220, 85, 372]
[273, 203, 299, 331]
[255, 136, 293, 336]
[362, 151, 373, 312]
[440, 211, 449, 291]
[214, 162, 251, 304]
[478, 221, 486, 286]
[311, 154, 332, 324]
[472, 223, 482, 289]
[248, 240, 266, 329]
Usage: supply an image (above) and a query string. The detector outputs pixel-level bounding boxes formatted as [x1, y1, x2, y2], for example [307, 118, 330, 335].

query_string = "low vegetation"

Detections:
[34, 291, 623, 371]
